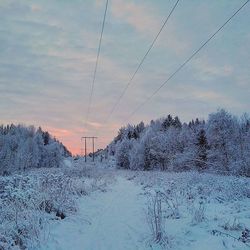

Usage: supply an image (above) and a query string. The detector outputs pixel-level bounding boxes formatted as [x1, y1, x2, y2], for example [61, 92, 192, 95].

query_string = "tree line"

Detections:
[106, 109, 250, 176]
[0, 124, 72, 175]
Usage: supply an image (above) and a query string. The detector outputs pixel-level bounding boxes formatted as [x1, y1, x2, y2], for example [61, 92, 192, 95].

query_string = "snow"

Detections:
[63, 158, 73, 168]
[39, 169, 250, 250]
[1, 158, 249, 249]
[40, 175, 148, 250]
[106, 109, 250, 175]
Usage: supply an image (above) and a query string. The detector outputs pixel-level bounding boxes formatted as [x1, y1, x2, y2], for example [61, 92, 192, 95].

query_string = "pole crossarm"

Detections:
[81, 137, 98, 139]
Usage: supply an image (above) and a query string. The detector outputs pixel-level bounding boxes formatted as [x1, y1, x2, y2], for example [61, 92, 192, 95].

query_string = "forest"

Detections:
[0, 124, 71, 175]
[107, 109, 250, 176]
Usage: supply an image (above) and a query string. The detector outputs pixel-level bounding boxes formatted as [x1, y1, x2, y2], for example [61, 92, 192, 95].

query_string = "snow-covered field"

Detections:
[127, 170, 250, 250]
[1, 161, 250, 250]
[40, 167, 250, 250]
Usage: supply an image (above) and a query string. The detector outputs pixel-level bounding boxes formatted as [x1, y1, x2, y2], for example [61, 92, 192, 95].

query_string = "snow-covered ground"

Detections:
[1, 160, 249, 250]
[40, 175, 148, 250]
[39, 168, 250, 250]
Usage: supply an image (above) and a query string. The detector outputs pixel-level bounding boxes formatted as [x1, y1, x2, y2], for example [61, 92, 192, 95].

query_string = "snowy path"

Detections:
[41, 176, 148, 250]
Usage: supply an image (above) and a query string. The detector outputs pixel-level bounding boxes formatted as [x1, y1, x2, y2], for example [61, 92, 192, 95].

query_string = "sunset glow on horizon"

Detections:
[1, 0, 249, 155]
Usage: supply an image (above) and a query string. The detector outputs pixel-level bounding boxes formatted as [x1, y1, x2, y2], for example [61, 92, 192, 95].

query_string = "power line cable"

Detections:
[125, 0, 249, 121]
[103, 0, 180, 124]
[85, 0, 109, 127]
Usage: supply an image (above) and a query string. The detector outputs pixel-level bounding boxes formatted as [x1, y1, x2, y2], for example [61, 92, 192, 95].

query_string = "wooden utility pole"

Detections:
[85, 138, 87, 162]
[81, 137, 98, 162]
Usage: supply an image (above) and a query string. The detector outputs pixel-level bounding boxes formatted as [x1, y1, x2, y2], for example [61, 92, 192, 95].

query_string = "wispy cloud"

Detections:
[110, 0, 188, 54]
[192, 56, 233, 81]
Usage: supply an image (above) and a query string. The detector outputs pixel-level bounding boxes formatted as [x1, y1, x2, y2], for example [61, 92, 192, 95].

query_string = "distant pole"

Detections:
[85, 137, 87, 162]
[81, 136, 98, 163]
[92, 137, 95, 162]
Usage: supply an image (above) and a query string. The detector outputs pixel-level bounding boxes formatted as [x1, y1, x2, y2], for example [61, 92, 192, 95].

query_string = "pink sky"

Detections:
[44, 124, 121, 155]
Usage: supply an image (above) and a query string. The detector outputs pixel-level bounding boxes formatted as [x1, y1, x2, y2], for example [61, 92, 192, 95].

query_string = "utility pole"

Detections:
[92, 138, 95, 162]
[81, 137, 98, 162]
[85, 137, 87, 162]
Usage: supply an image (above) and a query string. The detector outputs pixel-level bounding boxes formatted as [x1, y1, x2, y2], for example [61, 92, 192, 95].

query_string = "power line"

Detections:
[125, 0, 249, 121]
[85, 0, 109, 127]
[103, 0, 180, 124]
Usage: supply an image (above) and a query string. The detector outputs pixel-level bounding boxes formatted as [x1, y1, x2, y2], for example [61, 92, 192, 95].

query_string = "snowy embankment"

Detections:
[41, 169, 250, 250]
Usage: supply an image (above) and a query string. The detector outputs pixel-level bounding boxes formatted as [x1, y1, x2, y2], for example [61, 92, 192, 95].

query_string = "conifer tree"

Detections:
[195, 129, 208, 170]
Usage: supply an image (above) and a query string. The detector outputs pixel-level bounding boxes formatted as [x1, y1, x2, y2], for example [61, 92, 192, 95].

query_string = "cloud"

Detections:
[46, 127, 74, 138]
[31, 4, 42, 12]
[111, 0, 159, 34]
[110, 0, 188, 54]
[192, 56, 233, 81]
[87, 121, 103, 129]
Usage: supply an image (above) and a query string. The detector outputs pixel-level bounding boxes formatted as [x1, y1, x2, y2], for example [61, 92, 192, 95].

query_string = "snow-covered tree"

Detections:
[0, 124, 71, 175]
[116, 139, 133, 169]
[109, 109, 250, 176]
[195, 129, 209, 171]
[129, 144, 143, 170]
[207, 109, 238, 173]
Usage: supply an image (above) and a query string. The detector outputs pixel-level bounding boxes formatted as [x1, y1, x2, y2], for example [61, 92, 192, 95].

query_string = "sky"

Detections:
[0, 0, 250, 155]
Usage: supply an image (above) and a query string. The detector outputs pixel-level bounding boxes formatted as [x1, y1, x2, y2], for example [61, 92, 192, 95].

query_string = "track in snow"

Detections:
[41, 176, 148, 250]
